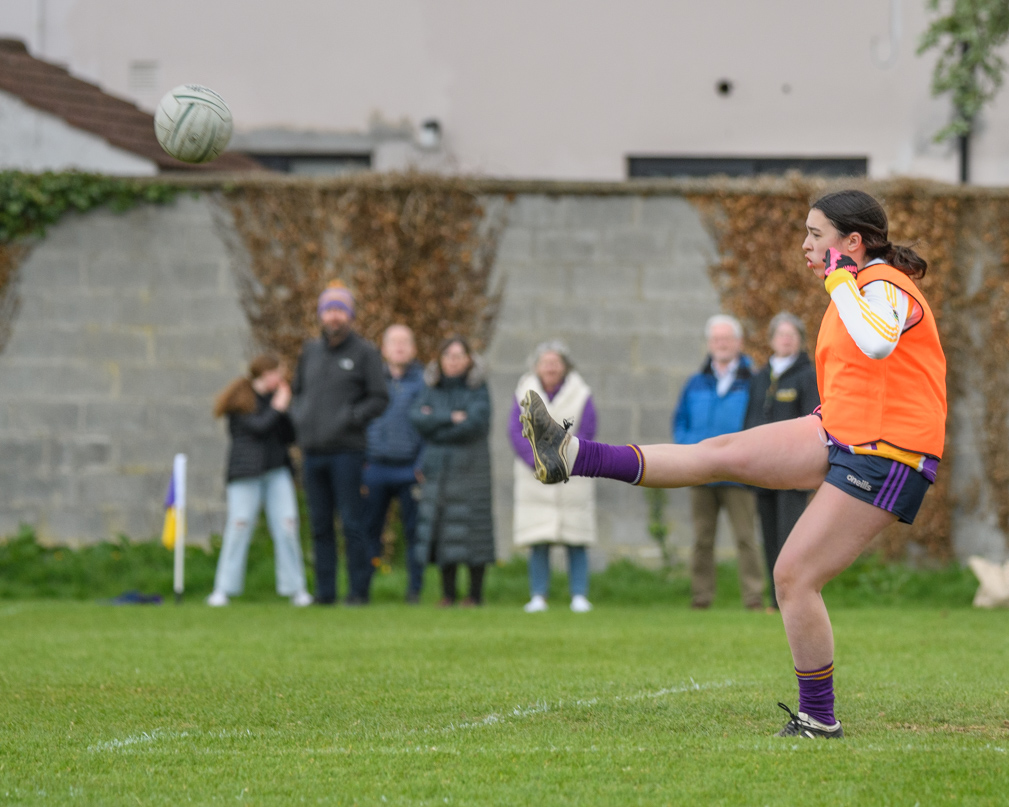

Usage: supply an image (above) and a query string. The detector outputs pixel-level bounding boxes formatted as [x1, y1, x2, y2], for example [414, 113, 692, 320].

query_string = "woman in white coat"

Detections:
[508, 341, 597, 612]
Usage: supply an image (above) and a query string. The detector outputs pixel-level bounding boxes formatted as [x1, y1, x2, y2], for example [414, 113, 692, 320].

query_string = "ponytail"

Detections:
[884, 243, 928, 280]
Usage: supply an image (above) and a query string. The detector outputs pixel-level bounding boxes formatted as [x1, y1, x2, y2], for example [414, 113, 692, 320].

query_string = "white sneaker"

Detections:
[570, 595, 593, 613]
[290, 591, 314, 607]
[523, 595, 548, 613]
[206, 590, 229, 607]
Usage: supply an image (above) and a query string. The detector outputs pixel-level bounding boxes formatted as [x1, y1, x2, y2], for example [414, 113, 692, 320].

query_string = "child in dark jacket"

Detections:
[207, 354, 311, 607]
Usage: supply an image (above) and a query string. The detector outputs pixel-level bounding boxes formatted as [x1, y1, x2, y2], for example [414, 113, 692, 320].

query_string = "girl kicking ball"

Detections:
[521, 189, 946, 738]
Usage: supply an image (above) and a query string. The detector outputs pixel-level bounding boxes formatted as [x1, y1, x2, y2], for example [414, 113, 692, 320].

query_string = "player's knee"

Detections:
[773, 556, 798, 602]
[697, 436, 733, 479]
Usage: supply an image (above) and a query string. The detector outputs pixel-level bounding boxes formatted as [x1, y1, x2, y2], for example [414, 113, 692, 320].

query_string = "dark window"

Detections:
[627, 156, 867, 179]
[250, 153, 372, 175]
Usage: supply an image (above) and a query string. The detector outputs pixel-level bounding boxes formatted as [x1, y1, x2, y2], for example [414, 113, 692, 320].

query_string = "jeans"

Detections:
[362, 462, 423, 598]
[214, 467, 307, 597]
[302, 450, 368, 604]
[528, 544, 589, 598]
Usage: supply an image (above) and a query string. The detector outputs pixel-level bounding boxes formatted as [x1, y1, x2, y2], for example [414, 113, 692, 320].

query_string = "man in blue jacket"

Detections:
[360, 324, 427, 603]
[672, 314, 764, 610]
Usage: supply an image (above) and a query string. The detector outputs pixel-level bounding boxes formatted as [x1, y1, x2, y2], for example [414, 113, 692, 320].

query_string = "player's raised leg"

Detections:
[520, 389, 829, 492]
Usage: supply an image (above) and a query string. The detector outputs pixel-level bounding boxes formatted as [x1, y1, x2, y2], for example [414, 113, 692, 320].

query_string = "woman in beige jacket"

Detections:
[508, 341, 597, 612]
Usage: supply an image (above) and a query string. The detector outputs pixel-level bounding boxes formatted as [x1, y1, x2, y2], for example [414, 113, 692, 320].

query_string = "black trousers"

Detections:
[440, 563, 486, 604]
[302, 451, 367, 604]
[756, 489, 811, 609]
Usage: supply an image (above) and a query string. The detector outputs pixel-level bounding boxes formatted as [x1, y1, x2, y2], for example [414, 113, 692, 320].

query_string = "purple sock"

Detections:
[571, 440, 644, 485]
[796, 661, 836, 725]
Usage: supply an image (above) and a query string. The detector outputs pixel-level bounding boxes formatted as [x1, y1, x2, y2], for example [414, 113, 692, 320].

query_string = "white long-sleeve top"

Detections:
[824, 258, 922, 359]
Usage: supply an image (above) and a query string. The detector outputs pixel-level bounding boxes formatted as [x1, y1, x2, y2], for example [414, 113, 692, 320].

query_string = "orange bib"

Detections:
[815, 264, 946, 459]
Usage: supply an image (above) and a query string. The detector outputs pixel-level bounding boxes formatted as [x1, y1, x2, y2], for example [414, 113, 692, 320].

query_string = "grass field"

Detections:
[2, 590, 1007, 805]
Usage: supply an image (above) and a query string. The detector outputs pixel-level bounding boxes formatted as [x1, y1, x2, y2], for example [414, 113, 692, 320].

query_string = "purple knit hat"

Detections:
[317, 284, 355, 318]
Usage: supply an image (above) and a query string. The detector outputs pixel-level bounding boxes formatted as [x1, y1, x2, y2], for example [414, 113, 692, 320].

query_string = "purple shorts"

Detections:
[823, 444, 932, 524]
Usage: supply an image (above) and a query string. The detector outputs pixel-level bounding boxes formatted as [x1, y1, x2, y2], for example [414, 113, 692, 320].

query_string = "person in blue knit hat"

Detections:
[291, 281, 388, 605]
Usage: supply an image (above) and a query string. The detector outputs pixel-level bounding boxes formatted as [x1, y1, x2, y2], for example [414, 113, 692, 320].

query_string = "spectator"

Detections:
[673, 314, 763, 610]
[361, 324, 426, 603]
[208, 354, 312, 607]
[509, 340, 597, 613]
[291, 282, 388, 606]
[411, 336, 494, 606]
[744, 312, 819, 610]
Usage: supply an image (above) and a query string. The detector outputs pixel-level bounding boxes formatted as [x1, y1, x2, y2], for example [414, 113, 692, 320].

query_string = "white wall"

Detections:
[2, 0, 1006, 182]
[0, 90, 157, 174]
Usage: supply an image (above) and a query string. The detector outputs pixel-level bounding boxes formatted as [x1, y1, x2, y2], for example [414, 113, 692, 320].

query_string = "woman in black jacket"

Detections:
[208, 354, 312, 607]
[411, 337, 495, 606]
[744, 313, 820, 610]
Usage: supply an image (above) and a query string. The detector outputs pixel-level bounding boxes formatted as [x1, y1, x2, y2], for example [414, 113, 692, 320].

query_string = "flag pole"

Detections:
[173, 453, 187, 604]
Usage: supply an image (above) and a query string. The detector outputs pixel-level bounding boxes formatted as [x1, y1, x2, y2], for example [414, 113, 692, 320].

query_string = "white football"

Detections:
[154, 84, 233, 164]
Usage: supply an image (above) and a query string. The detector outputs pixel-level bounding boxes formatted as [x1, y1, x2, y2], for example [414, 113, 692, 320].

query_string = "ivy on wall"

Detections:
[0, 171, 178, 242]
[224, 174, 502, 367]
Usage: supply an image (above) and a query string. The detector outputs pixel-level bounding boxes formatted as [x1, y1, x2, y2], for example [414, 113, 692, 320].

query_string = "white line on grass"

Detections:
[619, 677, 732, 701]
[88, 727, 253, 753]
[88, 729, 186, 752]
[84, 680, 737, 755]
[433, 678, 737, 735]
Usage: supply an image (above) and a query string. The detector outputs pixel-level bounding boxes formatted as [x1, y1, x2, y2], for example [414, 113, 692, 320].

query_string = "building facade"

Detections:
[3, 0, 1008, 182]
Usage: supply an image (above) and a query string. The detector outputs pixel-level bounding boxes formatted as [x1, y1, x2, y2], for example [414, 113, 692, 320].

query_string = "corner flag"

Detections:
[161, 454, 188, 602]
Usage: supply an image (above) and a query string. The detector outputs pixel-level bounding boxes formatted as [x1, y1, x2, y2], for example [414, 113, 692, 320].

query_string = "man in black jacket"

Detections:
[292, 283, 388, 605]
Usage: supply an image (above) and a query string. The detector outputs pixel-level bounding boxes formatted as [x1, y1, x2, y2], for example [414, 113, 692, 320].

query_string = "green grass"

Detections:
[1, 600, 1006, 805]
[0, 528, 998, 803]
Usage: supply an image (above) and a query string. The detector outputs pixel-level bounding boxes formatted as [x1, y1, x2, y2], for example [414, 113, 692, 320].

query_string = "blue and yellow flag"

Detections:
[162, 474, 178, 550]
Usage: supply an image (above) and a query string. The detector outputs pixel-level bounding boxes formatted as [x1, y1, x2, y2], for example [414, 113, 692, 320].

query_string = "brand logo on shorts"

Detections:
[846, 473, 872, 492]
[339, 358, 355, 371]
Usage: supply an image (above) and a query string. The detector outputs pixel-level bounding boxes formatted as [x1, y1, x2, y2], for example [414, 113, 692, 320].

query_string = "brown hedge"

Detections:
[224, 175, 502, 369]
[221, 175, 1009, 561]
[690, 178, 1007, 561]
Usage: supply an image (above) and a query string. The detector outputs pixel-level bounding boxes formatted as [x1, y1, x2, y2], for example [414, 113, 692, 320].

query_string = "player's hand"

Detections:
[272, 382, 292, 412]
[823, 248, 858, 278]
